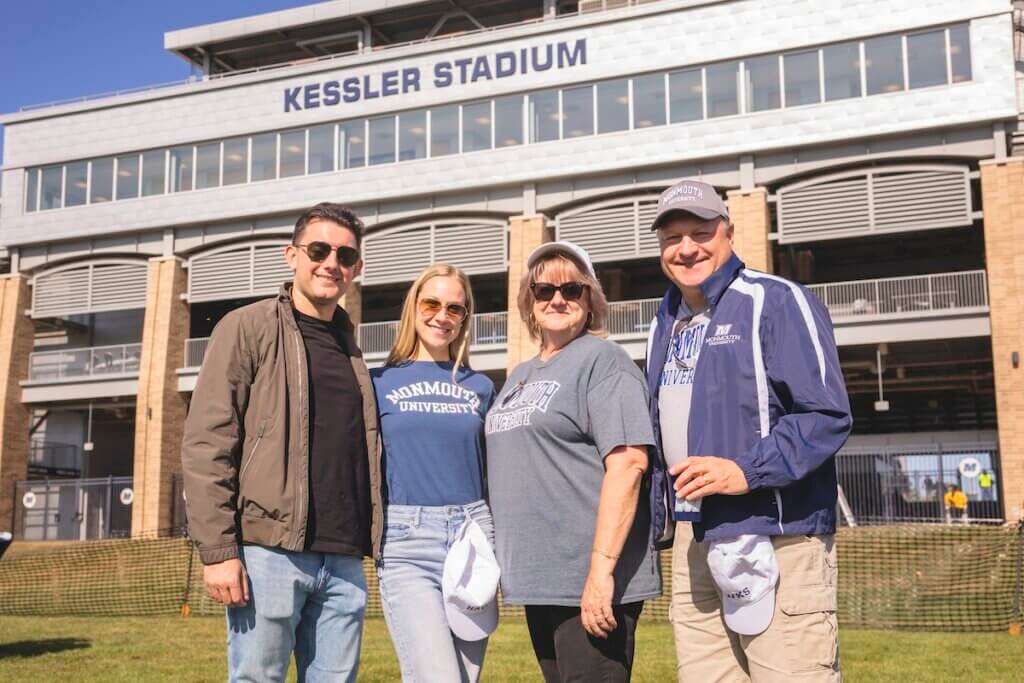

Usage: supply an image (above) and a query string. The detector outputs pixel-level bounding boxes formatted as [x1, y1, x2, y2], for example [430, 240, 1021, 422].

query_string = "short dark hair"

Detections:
[293, 203, 364, 249]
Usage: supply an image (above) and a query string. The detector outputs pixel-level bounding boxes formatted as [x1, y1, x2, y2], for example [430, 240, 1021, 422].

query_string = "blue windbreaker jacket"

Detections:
[645, 254, 852, 546]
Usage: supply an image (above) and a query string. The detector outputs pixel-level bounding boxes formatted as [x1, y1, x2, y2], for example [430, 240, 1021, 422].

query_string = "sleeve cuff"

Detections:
[198, 541, 240, 565]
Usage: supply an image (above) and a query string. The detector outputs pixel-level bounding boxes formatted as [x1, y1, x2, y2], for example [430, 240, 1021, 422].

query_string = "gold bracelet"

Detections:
[591, 548, 620, 561]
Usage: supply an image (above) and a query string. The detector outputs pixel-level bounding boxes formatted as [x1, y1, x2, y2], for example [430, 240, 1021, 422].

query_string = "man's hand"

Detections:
[580, 570, 617, 639]
[672, 456, 750, 501]
[204, 558, 250, 607]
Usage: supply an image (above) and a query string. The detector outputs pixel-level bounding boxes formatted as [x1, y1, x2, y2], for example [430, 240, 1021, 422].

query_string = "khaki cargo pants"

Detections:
[669, 523, 840, 682]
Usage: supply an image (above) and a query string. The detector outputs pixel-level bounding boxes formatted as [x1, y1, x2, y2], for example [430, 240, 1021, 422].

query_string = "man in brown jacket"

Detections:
[182, 202, 382, 682]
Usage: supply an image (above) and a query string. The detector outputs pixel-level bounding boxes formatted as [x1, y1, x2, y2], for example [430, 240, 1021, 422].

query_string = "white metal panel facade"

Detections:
[776, 165, 974, 244]
[556, 195, 662, 262]
[188, 240, 291, 302]
[31, 259, 149, 318]
[362, 220, 507, 285]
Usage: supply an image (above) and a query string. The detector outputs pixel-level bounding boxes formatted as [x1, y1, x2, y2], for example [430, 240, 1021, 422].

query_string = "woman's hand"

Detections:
[581, 570, 616, 638]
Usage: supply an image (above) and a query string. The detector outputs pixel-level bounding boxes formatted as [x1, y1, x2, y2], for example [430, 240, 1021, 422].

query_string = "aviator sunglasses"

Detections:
[418, 297, 469, 322]
[294, 241, 360, 267]
[530, 281, 589, 302]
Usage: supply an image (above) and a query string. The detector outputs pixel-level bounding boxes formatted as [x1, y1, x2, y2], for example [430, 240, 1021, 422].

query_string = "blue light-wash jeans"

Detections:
[226, 544, 367, 683]
[377, 500, 495, 682]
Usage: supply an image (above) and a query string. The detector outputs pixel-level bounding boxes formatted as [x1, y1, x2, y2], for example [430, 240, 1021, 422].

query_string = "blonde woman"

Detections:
[485, 242, 659, 682]
[371, 264, 497, 682]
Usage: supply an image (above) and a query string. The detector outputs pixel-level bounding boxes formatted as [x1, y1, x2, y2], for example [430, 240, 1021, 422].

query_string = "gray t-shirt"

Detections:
[485, 334, 661, 606]
[658, 310, 711, 468]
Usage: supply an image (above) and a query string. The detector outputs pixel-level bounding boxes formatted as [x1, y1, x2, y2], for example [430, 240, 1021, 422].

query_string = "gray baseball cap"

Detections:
[650, 179, 729, 230]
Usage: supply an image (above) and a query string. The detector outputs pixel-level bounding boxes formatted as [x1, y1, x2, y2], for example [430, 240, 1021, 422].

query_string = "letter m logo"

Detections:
[714, 324, 732, 337]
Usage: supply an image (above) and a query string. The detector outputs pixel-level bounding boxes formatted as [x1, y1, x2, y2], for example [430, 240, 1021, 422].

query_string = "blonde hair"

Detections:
[386, 264, 475, 375]
[517, 253, 608, 344]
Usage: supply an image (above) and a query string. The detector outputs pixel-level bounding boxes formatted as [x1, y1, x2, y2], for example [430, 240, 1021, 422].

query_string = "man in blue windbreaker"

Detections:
[645, 179, 851, 681]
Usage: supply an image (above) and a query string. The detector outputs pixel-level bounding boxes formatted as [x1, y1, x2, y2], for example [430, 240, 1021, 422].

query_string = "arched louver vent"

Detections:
[556, 195, 663, 263]
[362, 220, 507, 285]
[188, 241, 291, 302]
[776, 165, 973, 244]
[32, 260, 148, 318]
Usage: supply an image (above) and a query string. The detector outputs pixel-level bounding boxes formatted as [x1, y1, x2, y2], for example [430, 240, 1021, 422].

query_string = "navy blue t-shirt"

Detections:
[372, 361, 495, 506]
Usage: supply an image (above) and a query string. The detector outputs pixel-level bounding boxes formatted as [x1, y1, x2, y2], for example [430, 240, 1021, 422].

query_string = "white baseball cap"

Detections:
[442, 518, 500, 642]
[707, 534, 779, 636]
[526, 240, 597, 279]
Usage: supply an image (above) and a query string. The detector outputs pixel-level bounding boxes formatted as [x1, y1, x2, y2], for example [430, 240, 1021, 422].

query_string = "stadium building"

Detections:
[1, 0, 1022, 541]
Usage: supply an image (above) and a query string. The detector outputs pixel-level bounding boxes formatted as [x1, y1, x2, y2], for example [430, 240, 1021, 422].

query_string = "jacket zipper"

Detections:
[293, 330, 307, 543]
[774, 489, 785, 534]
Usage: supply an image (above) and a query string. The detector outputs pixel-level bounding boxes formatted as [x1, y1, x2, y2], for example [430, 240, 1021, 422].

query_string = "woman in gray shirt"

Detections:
[485, 241, 660, 682]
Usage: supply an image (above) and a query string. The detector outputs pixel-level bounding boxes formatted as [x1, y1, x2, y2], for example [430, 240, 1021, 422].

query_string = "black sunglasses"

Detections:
[295, 241, 360, 267]
[530, 281, 589, 302]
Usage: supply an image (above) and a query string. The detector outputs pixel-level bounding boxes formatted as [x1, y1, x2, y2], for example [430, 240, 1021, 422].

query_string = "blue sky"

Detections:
[0, 0, 317, 164]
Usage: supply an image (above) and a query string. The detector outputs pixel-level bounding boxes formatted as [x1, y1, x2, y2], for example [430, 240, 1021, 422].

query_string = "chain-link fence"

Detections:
[1, 524, 1021, 632]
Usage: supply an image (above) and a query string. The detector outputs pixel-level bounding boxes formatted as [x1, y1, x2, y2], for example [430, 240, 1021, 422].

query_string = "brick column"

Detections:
[132, 258, 189, 536]
[727, 188, 772, 273]
[506, 215, 551, 371]
[980, 159, 1024, 521]
[0, 275, 32, 532]
[341, 281, 362, 329]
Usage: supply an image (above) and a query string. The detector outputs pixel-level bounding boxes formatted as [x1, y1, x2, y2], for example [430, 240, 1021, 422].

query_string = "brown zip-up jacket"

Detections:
[181, 283, 382, 565]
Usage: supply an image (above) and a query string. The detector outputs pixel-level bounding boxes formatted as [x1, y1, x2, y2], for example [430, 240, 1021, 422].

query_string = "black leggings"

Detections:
[525, 602, 644, 683]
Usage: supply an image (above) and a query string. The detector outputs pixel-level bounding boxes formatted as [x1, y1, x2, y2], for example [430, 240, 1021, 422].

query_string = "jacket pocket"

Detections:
[238, 423, 266, 485]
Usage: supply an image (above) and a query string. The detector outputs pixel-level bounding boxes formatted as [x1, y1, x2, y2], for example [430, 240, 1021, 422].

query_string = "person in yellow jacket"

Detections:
[979, 470, 995, 501]
[943, 484, 968, 524]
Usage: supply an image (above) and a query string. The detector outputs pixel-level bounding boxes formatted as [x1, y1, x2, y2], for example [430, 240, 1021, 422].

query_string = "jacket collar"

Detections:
[659, 253, 746, 320]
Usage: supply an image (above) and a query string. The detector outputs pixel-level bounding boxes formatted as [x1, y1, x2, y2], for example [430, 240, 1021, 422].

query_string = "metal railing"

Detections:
[28, 442, 81, 475]
[184, 337, 211, 368]
[357, 321, 401, 355]
[28, 343, 143, 381]
[607, 298, 661, 338]
[13, 476, 134, 541]
[836, 443, 1002, 525]
[807, 270, 988, 322]
[470, 312, 508, 346]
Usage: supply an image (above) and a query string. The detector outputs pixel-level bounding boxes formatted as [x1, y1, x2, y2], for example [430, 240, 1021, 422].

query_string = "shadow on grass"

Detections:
[0, 638, 91, 658]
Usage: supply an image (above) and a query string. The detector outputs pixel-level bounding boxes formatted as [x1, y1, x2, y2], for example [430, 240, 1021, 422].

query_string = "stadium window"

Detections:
[90, 158, 114, 203]
[462, 101, 493, 152]
[368, 116, 397, 166]
[116, 155, 140, 200]
[784, 50, 821, 106]
[865, 35, 904, 95]
[823, 42, 862, 101]
[706, 61, 740, 118]
[398, 111, 427, 161]
[596, 79, 629, 133]
[222, 138, 248, 185]
[64, 161, 88, 207]
[340, 121, 366, 168]
[308, 124, 336, 173]
[430, 105, 459, 157]
[907, 30, 947, 89]
[196, 142, 221, 189]
[669, 69, 704, 123]
[494, 95, 523, 147]
[280, 129, 306, 178]
[529, 89, 561, 142]
[949, 24, 971, 83]
[633, 73, 666, 128]
[251, 133, 278, 181]
[25, 168, 39, 212]
[563, 85, 594, 138]
[169, 146, 194, 193]
[141, 150, 166, 196]
[744, 56, 781, 112]
[40, 166, 62, 210]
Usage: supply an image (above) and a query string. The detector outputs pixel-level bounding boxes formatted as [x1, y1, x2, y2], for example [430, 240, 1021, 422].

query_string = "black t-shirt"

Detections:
[294, 308, 370, 555]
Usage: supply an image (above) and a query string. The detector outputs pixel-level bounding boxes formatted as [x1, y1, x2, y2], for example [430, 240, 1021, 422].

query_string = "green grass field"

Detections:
[0, 616, 1021, 682]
